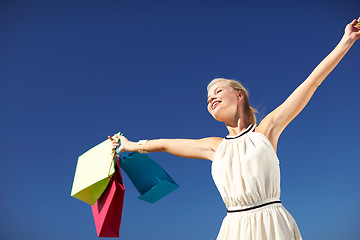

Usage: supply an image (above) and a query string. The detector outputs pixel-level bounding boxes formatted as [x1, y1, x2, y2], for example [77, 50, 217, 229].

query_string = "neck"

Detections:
[225, 111, 251, 137]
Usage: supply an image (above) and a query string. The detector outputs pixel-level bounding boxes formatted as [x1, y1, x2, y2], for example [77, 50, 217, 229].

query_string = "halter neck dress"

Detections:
[211, 124, 302, 240]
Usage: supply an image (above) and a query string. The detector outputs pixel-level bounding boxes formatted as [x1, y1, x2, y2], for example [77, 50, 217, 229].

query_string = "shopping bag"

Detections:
[91, 164, 125, 237]
[71, 139, 115, 205]
[119, 152, 179, 204]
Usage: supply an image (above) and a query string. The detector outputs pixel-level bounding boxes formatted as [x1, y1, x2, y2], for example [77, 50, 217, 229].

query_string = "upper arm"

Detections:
[161, 137, 222, 161]
[257, 80, 319, 151]
[273, 80, 318, 131]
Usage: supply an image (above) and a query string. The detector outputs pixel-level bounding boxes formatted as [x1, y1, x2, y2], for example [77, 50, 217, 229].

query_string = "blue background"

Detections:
[1, 0, 359, 239]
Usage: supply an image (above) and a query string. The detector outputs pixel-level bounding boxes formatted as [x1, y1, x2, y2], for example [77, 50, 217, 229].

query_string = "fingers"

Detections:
[346, 18, 360, 35]
[110, 132, 125, 142]
[350, 17, 360, 25]
[111, 141, 119, 150]
[114, 133, 125, 140]
[108, 132, 130, 153]
[350, 19, 357, 26]
[355, 17, 360, 29]
[108, 135, 121, 151]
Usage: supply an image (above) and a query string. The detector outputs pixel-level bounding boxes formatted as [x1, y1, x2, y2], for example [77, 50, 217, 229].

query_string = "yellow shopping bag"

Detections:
[71, 139, 115, 205]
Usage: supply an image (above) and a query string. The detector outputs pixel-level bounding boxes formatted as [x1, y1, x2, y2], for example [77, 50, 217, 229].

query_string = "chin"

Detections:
[212, 111, 226, 122]
[210, 106, 225, 121]
[211, 106, 236, 123]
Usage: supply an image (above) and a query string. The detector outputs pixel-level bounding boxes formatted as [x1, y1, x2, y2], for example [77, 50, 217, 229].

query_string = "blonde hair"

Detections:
[207, 78, 257, 125]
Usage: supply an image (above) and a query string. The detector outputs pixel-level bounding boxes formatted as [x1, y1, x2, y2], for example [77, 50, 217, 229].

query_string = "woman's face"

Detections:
[207, 82, 241, 122]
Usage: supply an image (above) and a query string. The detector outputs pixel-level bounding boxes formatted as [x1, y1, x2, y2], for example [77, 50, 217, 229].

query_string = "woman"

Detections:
[109, 19, 360, 239]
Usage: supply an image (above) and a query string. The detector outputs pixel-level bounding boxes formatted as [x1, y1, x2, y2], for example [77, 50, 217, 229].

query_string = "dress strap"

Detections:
[225, 124, 256, 140]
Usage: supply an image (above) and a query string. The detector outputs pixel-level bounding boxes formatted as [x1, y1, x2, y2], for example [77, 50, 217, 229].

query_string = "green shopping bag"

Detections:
[71, 139, 115, 205]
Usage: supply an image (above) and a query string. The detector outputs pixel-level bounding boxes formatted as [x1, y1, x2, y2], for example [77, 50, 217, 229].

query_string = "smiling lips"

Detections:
[212, 100, 221, 110]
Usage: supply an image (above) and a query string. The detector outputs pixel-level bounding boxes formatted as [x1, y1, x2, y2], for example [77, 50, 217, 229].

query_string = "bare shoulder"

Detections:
[255, 115, 279, 152]
[255, 118, 272, 136]
[200, 137, 223, 152]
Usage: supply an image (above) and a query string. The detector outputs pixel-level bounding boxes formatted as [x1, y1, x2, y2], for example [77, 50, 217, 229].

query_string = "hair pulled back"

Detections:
[207, 78, 257, 125]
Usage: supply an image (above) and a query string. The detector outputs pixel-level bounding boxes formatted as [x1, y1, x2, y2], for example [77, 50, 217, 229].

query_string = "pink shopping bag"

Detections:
[91, 164, 125, 237]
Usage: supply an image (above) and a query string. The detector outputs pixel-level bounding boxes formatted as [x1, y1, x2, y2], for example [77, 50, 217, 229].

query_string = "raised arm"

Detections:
[258, 18, 360, 150]
[108, 134, 222, 161]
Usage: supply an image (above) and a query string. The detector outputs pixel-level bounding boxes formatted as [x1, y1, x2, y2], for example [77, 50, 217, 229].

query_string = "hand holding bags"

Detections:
[71, 136, 179, 237]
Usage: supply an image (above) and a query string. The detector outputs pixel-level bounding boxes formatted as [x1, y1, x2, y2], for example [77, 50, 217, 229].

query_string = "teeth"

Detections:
[212, 101, 220, 109]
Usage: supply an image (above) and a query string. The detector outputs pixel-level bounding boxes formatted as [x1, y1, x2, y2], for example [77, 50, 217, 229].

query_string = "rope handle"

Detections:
[107, 133, 125, 187]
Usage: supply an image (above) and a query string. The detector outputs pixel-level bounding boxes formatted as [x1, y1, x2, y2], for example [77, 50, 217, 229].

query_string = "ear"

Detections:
[237, 90, 244, 100]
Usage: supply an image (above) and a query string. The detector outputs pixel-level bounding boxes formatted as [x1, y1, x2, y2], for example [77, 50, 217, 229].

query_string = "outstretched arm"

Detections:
[108, 134, 222, 161]
[258, 18, 360, 150]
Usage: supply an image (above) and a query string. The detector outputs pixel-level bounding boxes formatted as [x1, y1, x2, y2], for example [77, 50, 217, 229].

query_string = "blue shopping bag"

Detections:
[119, 152, 179, 204]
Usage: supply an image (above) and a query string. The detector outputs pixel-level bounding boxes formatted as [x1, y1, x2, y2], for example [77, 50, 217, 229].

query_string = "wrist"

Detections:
[137, 140, 149, 153]
[339, 35, 356, 47]
[123, 141, 140, 152]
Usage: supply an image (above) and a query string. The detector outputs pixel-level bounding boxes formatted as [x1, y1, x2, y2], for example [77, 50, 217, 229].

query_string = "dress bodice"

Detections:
[211, 124, 281, 209]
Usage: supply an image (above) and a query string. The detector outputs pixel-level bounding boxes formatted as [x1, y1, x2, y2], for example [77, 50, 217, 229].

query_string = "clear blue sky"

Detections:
[1, 0, 359, 239]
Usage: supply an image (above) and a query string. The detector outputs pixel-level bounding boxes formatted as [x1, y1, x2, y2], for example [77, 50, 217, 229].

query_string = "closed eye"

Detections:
[207, 87, 223, 104]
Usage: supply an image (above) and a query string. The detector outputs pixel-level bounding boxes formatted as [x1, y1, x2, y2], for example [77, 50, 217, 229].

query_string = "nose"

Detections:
[208, 96, 216, 105]
[207, 97, 217, 112]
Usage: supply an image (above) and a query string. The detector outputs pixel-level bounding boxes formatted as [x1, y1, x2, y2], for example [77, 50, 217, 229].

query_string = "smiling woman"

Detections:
[207, 78, 257, 125]
[108, 17, 360, 240]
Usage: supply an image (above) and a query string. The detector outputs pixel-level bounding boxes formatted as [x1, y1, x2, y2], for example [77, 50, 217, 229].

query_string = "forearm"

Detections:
[124, 139, 166, 153]
[123, 137, 218, 160]
[308, 35, 355, 87]
[265, 21, 359, 136]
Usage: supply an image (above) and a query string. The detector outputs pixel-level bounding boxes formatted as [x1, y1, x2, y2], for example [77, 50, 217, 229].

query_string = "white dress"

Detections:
[212, 124, 302, 240]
